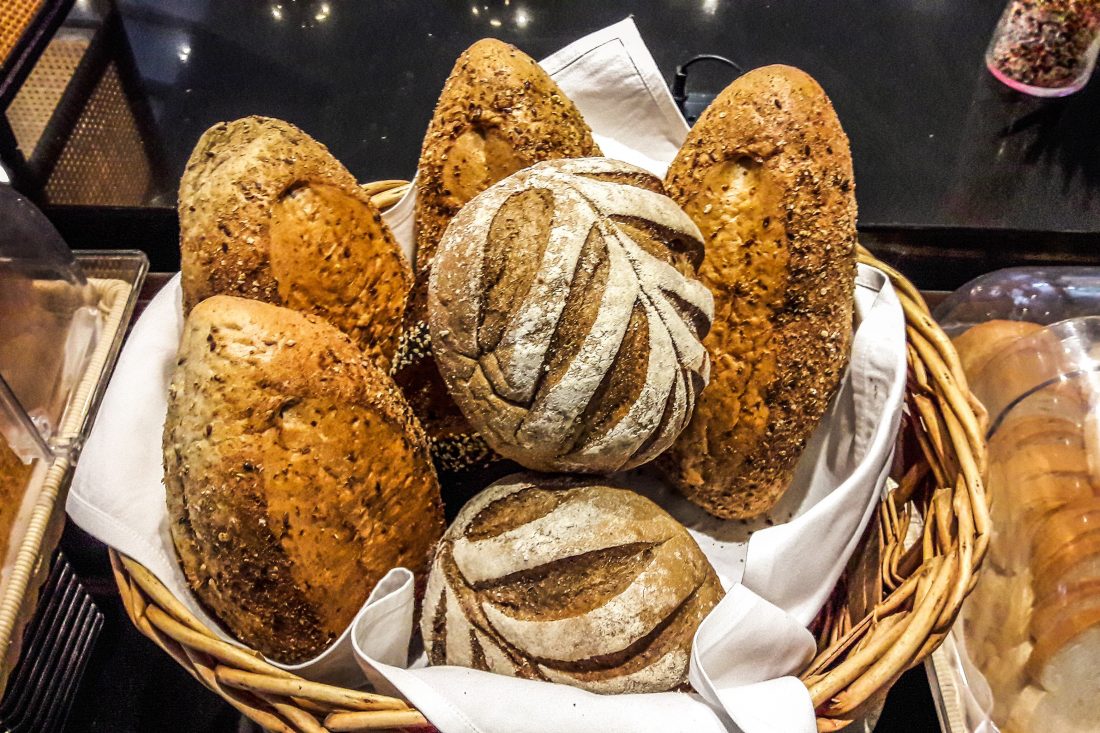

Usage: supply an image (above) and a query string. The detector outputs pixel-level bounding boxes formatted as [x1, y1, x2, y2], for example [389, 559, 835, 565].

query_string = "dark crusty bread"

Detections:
[658, 65, 857, 519]
[163, 295, 443, 663]
[421, 473, 723, 693]
[429, 158, 713, 473]
[414, 38, 600, 273]
[179, 116, 410, 370]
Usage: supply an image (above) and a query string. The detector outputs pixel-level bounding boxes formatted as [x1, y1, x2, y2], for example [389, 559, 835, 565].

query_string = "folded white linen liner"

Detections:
[68, 18, 908, 733]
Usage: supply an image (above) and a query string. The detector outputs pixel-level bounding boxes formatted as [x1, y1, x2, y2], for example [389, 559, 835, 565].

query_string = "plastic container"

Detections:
[985, 0, 1100, 97]
[932, 268, 1100, 732]
[0, 185, 100, 464]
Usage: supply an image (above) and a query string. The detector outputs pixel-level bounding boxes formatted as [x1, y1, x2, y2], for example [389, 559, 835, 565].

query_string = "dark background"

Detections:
[2, 0, 1089, 730]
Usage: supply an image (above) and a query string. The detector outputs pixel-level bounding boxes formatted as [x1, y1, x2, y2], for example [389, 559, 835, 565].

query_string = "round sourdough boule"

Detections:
[179, 116, 410, 370]
[421, 473, 723, 693]
[429, 158, 714, 473]
[658, 65, 857, 519]
[163, 295, 444, 664]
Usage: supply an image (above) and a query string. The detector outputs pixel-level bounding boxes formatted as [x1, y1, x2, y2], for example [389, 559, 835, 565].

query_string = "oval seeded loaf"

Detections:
[422, 473, 723, 693]
[658, 65, 857, 519]
[414, 37, 601, 273]
[163, 295, 444, 664]
[179, 116, 410, 370]
[429, 158, 713, 473]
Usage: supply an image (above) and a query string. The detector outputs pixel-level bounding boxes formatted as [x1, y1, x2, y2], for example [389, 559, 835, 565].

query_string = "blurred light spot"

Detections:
[702, 0, 718, 15]
[472, 5, 479, 15]
[178, 44, 191, 62]
[489, 17, 502, 27]
[515, 8, 529, 27]
[271, 3, 283, 20]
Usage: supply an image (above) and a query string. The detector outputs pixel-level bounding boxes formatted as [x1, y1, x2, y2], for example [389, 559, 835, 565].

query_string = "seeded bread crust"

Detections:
[179, 116, 410, 369]
[164, 296, 443, 663]
[658, 65, 857, 519]
[414, 38, 600, 273]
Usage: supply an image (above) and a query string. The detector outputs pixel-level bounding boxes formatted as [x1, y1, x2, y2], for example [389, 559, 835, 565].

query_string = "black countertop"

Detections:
[111, 0, 1099, 232]
[5, 0, 1100, 287]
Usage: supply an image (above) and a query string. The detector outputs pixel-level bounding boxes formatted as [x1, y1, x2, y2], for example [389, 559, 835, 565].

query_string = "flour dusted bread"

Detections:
[163, 295, 443, 663]
[179, 116, 410, 369]
[429, 158, 713, 473]
[421, 473, 723, 693]
[658, 65, 857, 519]
[414, 38, 600, 273]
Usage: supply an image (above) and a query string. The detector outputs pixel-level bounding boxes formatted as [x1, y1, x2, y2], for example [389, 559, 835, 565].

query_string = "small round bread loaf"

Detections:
[164, 295, 444, 663]
[180, 116, 410, 370]
[429, 158, 714, 473]
[421, 473, 723, 693]
[659, 65, 857, 519]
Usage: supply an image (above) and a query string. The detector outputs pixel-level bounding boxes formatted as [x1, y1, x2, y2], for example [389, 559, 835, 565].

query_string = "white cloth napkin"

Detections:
[68, 17, 908, 733]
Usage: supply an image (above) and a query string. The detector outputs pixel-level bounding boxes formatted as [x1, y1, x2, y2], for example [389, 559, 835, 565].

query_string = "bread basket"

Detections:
[109, 181, 988, 733]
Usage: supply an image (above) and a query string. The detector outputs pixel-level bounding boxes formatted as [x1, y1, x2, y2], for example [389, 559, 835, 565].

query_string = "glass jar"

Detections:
[985, 0, 1100, 96]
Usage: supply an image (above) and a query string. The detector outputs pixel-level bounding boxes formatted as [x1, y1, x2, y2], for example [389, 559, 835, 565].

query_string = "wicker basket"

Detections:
[110, 181, 988, 733]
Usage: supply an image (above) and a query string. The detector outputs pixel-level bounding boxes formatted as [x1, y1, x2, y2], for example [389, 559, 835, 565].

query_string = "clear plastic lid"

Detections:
[955, 316, 1100, 731]
[935, 266, 1100, 338]
[0, 185, 101, 463]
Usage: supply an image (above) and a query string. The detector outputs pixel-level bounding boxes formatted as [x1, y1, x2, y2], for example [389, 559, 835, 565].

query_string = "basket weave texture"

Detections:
[110, 181, 988, 733]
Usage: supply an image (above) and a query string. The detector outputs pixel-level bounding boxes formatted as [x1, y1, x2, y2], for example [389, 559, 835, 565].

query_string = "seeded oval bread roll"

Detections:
[163, 295, 444, 664]
[429, 158, 713, 473]
[397, 39, 601, 472]
[180, 116, 410, 370]
[658, 65, 857, 519]
[414, 38, 601, 273]
[421, 473, 723, 693]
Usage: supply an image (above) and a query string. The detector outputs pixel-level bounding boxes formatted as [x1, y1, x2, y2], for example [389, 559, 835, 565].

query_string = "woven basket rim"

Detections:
[110, 181, 988, 733]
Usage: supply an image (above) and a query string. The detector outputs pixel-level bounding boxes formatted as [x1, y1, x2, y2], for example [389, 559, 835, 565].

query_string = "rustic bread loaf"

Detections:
[414, 38, 600, 273]
[658, 65, 857, 519]
[163, 295, 443, 664]
[421, 473, 723, 693]
[429, 158, 714, 473]
[179, 116, 410, 369]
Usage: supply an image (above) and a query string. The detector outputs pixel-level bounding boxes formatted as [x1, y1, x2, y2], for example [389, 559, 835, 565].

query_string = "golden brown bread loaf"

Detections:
[397, 38, 601, 471]
[179, 116, 410, 369]
[951, 319, 1042, 384]
[163, 295, 443, 663]
[658, 65, 857, 519]
[421, 473, 723, 693]
[414, 38, 601, 273]
[429, 158, 713, 473]
[0, 438, 32, 562]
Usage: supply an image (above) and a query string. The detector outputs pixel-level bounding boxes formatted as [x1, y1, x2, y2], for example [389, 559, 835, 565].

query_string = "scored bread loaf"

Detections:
[421, 473, 723, 693]
[179, 116, 410, 369]
[397, 38, 601, 472]
[658, 65, 857, 519]
[163, 295, 443, 664]
[429, 158, 713, 473]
